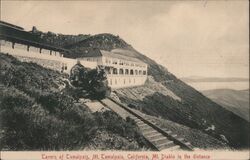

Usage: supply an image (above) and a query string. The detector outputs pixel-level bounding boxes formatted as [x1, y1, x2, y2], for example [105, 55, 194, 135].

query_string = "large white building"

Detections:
[78, 49, 147, 89]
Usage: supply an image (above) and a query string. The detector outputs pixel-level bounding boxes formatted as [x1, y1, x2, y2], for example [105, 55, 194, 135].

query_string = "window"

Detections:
[119, 69, 124, 75]
[143, 70, 147, 75]
[113, 68, 118, 74]
[130, 69, 134, 75]
[125, 69, 129, 75]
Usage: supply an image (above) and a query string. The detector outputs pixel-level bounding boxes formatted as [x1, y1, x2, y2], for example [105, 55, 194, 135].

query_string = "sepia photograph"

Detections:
[0, 0, 249, 159]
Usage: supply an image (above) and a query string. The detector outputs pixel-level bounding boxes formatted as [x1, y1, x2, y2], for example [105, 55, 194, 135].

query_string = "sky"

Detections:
[1, 0, 249, 78]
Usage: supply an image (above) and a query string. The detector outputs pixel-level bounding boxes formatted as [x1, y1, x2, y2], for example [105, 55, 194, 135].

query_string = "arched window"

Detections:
[119, 69, 124, 75]
[125, 69, 129, 75]
[130, 69, 134, 75]
[113, 68, 118, 74]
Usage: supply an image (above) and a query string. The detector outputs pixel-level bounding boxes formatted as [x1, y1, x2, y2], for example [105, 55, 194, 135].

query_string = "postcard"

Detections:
[0, 0, 249, 160]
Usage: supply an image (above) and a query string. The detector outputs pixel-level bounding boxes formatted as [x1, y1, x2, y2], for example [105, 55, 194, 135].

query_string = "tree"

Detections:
[69, 63, 111, 99]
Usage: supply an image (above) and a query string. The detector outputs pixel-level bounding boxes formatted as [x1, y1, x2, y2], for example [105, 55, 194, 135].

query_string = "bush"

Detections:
[0, 87, 97, 150]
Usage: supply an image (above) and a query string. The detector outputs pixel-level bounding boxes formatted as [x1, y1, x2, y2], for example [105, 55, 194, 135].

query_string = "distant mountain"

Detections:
[181, 76, 249, 83]
[202, 89, 249, 122]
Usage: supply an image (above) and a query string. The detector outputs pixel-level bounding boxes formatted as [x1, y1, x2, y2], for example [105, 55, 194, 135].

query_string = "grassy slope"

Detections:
[202, 89, 249, 122]
[0, 53, 148, 150]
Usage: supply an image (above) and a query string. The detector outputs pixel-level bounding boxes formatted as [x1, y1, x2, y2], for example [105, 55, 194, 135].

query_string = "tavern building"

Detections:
[78, 49, 147, 89]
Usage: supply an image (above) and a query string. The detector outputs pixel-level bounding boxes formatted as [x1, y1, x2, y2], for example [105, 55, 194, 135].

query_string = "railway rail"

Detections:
[98, 97, 194, 151]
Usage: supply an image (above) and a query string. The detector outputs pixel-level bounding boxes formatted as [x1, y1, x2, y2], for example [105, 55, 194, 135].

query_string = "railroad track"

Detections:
[98, 98, 194, 151]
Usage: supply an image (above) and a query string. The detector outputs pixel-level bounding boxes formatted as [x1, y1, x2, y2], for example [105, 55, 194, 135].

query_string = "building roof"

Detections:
[0, 21, 68, 52]
[74, 47, 144, 64]
[0, 21, 24, 31]
[100, 50, 144, 63]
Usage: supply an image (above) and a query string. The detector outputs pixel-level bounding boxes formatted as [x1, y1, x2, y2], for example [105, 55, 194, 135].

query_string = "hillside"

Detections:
[0, 53, 148, 150]
[30, 27, 91, 47]
[30, 28, 130, 50]
[65, 33, 131, 51]
[64, 33, 249, 149]
[202, 89, 249, 122]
